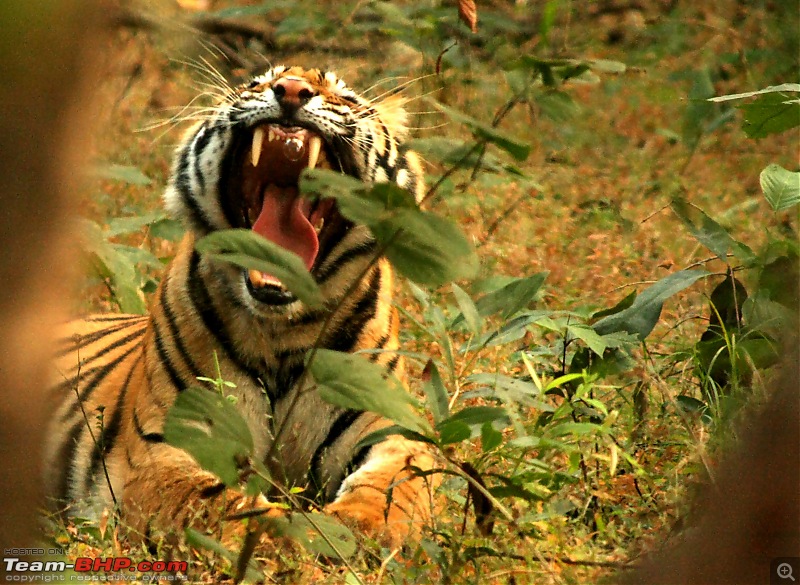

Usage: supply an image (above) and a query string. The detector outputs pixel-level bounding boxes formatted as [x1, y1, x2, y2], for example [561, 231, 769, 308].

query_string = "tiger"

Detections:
[45, 65, 437, 550]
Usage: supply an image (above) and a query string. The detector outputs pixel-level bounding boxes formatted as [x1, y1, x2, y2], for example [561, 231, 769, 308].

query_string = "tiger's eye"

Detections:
[284, 137, 305, 161]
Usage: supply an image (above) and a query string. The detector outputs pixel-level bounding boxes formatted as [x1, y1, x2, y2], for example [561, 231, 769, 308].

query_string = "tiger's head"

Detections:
[164, 65, 423, 311]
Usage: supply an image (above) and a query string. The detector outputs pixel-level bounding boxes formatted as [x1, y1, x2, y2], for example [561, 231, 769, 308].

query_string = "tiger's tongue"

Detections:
[252, 184, 318, 271]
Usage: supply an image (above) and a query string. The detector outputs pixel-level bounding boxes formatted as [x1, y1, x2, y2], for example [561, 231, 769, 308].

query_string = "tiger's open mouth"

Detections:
[231, 123, 350, 305]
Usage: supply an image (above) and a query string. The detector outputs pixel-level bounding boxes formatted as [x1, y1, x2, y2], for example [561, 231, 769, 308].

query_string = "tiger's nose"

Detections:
[272, 77, 317, 112]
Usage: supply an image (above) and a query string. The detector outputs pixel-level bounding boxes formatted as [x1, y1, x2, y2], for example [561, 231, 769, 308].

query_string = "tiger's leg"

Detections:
[324, 434, 438, 548]
[110, 367, 273, 547]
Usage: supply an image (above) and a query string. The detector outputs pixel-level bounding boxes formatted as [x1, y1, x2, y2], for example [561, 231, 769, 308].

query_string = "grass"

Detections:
[51, 0, 798, 583]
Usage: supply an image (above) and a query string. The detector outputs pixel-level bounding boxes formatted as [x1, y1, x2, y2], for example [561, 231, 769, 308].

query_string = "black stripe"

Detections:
[151, 317, 188, 392]
[308, 409, 364, 500]
[84, 354, 143, 493]
[345, 444, 372, 477]
[369, 334, 389, 361]
[186, 250, 262, 383]
[191, 124, 210, 195]
[316, 240, 376, 284]
[160, 275, 203, 379]
[59, 339, 144, 423]
[325, 269, 380, 353]
[175, 152, 214, 234]
[65, 326, 146, 375]
[56, 418, 88, 504]
[55, 321, 136, 358]
[85, 315, 148, 324]
[133, 409, 165, 444]
[199, 482, 226, 498]
[385, 354, 400, 373]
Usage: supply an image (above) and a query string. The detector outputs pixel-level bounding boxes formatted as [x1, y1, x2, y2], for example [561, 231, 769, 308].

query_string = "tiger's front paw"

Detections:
[324, 492, 418, 549]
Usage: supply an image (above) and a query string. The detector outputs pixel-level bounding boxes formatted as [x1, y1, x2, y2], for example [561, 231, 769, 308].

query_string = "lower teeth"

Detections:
[284, 137, 305, 161]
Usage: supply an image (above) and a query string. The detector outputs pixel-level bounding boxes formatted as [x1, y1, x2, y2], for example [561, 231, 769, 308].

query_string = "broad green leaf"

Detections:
[545, 421, 606, 438]
[451, 283, 483, 334]
[93, 163, 152, 186]
[566, 324, 607, 357]
[185, 529, 263, 582]
[437, 420, 471, 445]
[473, 273, 547, 319]
[439, 406, 509, 428]
[760, 164, 800, 211]
[301, 169, 478, 287]
[427, 100, 531, 161]
[670, 196, 755, 263]
[481, 422, 503, 452]
[79, 219, 146, 314]
[105, 211, 168, 237]
[739, 93, 800, 138]
[268, 513, 356, 559]
[150, 217, 185, 242]
[195, 229, 323, 308]
[592, 291, 636, 320]
[164, 387, 263, 491]
[373, 209, 479, 287]
[421, 360, 449, 424]
[309, 350, 431, 435]
[594, 270, 709, 340]
[675, 395, 706, 413]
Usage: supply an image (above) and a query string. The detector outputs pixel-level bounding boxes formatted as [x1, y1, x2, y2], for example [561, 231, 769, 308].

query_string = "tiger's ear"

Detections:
[372, 94, 410, 142]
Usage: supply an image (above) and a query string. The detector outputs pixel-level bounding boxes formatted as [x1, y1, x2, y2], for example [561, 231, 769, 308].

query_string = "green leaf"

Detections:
[473, 273, 547, 319]
[79, 219, 147, 314]
[670, 196, 755, 263]
[440, 406, 509, 428]
[760, 163, 800, 211]
[592, 291, 636, 320]
[374, 209, 478, 287]
[451, 283, 483, 334]
[309, 350, 432, 435]
[185, 529, 263, 582]
[268, 513, 356, 559]
[675, 395, 707, 414]
[427, 100, 531, 161]
[93, 163, 152, 185]
[105, 211, 167, 237]
[437, 420, 471, 445]
[594, 270, 709, 340]
[164, 387, 262, 490]
[421, 360, 449, 425]
[301, 169, 478, 287]
[195, 229, 323, 308]
[567, 324, 607, 357]
[739, 92, 800, 138]
[481, 422, 503, 452]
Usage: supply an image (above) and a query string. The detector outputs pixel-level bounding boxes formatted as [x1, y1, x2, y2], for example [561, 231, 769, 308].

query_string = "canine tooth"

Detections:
[307, 135, 322, 169]
[251, 127, 264, 166]
[314, 217, 324, 233]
